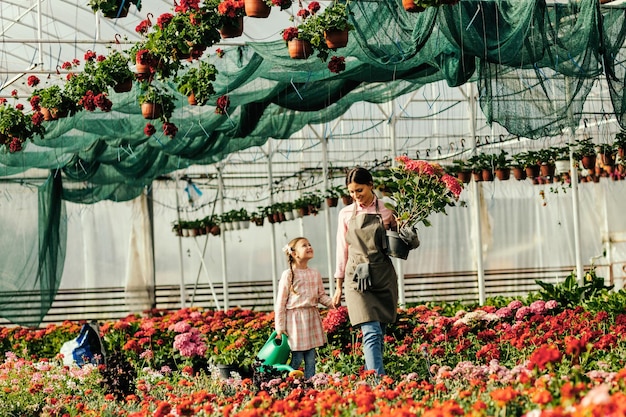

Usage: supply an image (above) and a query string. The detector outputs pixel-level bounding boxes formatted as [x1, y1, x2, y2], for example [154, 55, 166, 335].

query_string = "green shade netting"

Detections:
[0, 173, 66, 327]
[1, 0, 626, 325]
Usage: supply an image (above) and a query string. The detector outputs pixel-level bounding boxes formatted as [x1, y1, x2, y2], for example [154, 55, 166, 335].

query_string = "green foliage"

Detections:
[534, 267, 613, 309]
[138, 83, 177, 120]
[93, 50, 134, 87]
[319, 1, 354, 32]
[176, 61, 218, 105]
[32, 85, 78, 115]
[88, 0, 142, 15]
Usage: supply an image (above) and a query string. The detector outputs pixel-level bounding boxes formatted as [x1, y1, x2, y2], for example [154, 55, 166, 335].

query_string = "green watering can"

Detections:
[257, 330, 293, 372]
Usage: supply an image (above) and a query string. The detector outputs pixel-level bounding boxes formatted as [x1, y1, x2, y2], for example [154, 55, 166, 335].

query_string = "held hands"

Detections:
[332, 286, 342, 308]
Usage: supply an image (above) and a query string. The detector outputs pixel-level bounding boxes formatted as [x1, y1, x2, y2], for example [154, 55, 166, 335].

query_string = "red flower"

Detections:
[135, 18, 151, 35]
[271, 0, 292, 10]
[96, 54, 106, 62]
[216, 48, 224, 58]
[156, 13, 174, 30]
[282, 26, 299, 42]
[527, 344, 562, 371]
[84, 50, 97, 61]
[215, 95, 230, 115]
[31, 111, 44, 126]
[61, 61, 73, 70]
[29, 95, 40, 111]
[162, 122, 178, 138]
[27, 75, 40, 87]
[328, 56, 346, 73]
[10, 89, 17, 97]
[175, 0, 201, 13]
[9, 137, 23, 153]
[79, 91, 97, 111]
[0, 98, 6, 105]
[144, 123, 156, 136]
[308, 1, 320, 13]
[297, 8, 310, 19]
[15, 103, 24, 111]
[94, 93, 112, 112]
[218, 0, 245, 18]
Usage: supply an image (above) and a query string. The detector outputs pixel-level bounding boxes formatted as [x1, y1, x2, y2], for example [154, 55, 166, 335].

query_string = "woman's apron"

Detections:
[344, 202, 398, 326]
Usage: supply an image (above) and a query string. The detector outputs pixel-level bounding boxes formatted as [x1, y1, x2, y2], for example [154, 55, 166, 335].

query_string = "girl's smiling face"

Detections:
[294, 238, 314, 261]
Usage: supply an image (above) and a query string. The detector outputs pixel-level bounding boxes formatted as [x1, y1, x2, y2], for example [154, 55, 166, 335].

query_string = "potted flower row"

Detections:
[172, 215, 221, 237]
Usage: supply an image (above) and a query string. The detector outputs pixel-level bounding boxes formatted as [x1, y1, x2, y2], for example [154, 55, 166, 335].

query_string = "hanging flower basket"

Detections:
[324, 29, 349, 49]
[244, 0, 271, 18]
[219, 17, 244, 39]
[402, 0, 425, 12]
[187, 92, 198, 106]
[113, 78, 133, 93]
[288, 39, 313, 59]
[141, 102, 163, 120]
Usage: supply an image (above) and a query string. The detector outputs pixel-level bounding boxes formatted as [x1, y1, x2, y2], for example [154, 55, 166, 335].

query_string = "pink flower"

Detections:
[530, 300, 546, 315]
[508, 300, 523, 310]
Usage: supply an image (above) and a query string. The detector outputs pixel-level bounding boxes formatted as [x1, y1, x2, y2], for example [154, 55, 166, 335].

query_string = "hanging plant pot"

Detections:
[141, 102, 162, 120]
[539, 163, 555, 178]
[525, 165, 540, 178]
[581, 155, 596, 170]
[456, 170, 471, 184]
[219, 17, 244, 39]
[341, 195, 353, 205]
[402, 0, 425, 12]
[495, 167, 510, 181]
[481, 168, 494, 182]
[244, 0, 271, 18]
[324, 29, 349, 49]
[113, 78, 133, 93]
[288, 39, 313, 59]
[102, 2, 129, 18]
[512, 166, 526, 180]
[326, 197, 339, 208]
[187, 92, 198, 106]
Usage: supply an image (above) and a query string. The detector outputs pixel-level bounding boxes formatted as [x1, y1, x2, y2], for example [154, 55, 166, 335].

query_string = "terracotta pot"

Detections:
[141, 102, 162, 120]
[456, 170, 471, 184]
[326, 197, 339, 208]
[402, 0, 425, 12]
[219, 17, 244, 39]
[599, 153, 615, 167]
[187, 92, 198, 106]
[341, 195, 353, 205]
[540, 163, 555, 178]
[581, 154, 596, 170]
[324, 29, 349, 49]
[288, 39, 313, 59]
[113, 78, 133, 93]
[244, 0, 271, 18]
[481, 168, 494, 182]
[472, 171, 482, 182]
[134, 62, 152, 77]
[525, 165, 540, 178]
[512, 166, 526, 180]
[495, 168, 510, 181]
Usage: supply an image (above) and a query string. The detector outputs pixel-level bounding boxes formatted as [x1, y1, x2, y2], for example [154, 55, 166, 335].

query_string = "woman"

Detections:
[332, 167, 398, 376]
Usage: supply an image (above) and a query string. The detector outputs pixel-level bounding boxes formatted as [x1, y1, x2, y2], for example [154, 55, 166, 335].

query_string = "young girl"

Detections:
[274, 237, 334, 379]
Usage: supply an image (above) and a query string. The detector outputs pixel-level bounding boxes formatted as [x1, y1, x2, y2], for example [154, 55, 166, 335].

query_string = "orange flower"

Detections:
[490, 386, 519, 405]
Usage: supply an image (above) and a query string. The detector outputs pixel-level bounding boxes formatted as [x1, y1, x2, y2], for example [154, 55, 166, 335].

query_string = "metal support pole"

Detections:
[174, 178, 186, 308]
[388, 99, 405, 307]
[467, 83, 486, 304]
[321, 135, 335, 295]
[266, 141, 279, 302]
[217, 165, 228, 310]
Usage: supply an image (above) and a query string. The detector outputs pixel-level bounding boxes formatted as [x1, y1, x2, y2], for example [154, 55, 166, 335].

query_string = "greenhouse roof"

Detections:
[0, 0, 625, 203]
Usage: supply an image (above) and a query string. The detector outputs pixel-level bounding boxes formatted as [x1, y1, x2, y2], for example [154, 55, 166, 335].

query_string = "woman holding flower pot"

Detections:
[332, 166, 398, 376]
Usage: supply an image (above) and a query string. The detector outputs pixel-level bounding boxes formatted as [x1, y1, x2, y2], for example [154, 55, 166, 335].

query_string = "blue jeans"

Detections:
[361, 321, 386, 375]
[290, 348, 316, 379]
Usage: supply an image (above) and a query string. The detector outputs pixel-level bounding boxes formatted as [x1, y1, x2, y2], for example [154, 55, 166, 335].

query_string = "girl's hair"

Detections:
[346, 166, 373, 186]
[283, 237, 307, 294]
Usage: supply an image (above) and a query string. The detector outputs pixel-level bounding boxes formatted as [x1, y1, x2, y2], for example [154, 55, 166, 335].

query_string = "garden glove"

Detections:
[399, 226, 420, 250]
[354, 263, 371, 292]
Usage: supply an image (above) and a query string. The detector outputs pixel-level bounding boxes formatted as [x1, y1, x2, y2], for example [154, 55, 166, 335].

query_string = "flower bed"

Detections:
[3, 284, 626, 415]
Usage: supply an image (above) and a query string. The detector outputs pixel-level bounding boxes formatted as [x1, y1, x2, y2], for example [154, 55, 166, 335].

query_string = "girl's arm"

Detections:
[316, 271, 334, 308]
[274, 270, 290, 337]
